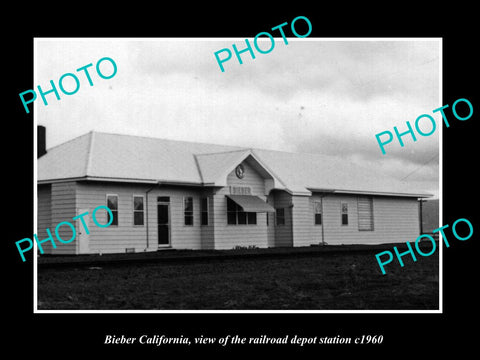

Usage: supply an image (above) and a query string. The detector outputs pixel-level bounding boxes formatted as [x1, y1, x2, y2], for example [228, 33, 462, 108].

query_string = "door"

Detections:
[157, 202, 170, 246]
[77, 208, 90, 253]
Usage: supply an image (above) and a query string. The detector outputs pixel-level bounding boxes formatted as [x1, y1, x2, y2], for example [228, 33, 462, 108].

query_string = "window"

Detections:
[133, 195, 144, 226]
[201, 197, 209, 226]
[314, 200, 322, 225]
[238, 210, 247, 224]
[276, 208, 285, 226]
[226, 197, 257, 225]
[266, 199, 270, 226]
[358, 197, 374, 231]
[106, 194, 118, 226]
[184, 197, 193, 225]
[227, 197, 237, 225]
[247, 212, 257, 225]
[341, 202, 348, 225]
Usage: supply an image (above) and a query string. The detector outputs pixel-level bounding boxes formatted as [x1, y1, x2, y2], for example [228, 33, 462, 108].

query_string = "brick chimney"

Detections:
[37, 125, 46, 158]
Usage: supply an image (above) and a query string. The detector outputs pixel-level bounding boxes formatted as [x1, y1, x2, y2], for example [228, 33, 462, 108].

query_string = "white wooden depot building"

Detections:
[37, 128, 431, 255]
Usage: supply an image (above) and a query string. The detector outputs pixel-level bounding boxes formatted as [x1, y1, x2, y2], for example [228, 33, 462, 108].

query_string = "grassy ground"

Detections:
[37, 245, 439, 310]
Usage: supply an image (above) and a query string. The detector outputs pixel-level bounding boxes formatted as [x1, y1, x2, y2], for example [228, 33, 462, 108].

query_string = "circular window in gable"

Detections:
[235, 164, 245, 179]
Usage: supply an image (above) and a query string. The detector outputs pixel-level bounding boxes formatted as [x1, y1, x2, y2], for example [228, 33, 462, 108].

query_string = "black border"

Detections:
[6, 5, 479, 356]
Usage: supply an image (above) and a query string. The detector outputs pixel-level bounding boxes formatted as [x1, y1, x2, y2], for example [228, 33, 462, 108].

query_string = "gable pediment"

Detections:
[194, 150, 284, 193]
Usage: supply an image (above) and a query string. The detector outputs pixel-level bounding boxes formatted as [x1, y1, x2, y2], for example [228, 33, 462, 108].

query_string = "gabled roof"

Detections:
[38, 131, 432, 197]
[252, 149, 428, 197]
[195, 149, 251, 185]
[39, 131, 242, 185]
[195, 149, 284, 188]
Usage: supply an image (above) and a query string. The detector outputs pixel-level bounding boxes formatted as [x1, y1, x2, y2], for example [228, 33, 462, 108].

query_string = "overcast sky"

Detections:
[35, 38, 441, 198]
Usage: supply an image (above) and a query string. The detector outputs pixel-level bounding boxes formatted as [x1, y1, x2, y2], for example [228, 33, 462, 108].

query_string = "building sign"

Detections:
[230, 186, 251, 195]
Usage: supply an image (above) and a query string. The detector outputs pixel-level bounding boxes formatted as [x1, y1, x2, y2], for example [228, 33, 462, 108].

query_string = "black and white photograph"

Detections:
[34, 38, 441, 312]
[6, 7, 479, 357]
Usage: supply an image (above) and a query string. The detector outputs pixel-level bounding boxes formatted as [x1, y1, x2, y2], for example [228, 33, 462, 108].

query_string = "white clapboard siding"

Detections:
[76, 182, 151, 254]
[266, 193, 276, 247]
[37, 184, 52, 253]
[164, 189, 203, 250]
[213, 159, 269, 249]
[75, 182, 208, 253]
[225, 158, 266, 194]
[37, 178, 422, 256]
[272, 190, 293, 247]
[321, 194, 420, 245]
[291, 195, 316, 247]
[47, 181, 77, 254]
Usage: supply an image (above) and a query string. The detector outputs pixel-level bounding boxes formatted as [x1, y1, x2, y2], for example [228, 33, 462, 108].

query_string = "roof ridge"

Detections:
[85, 131, 95, 176]
[61, 130, 300, 155]
[44, 131, 92, 152]
[193, 154, 204, 183]
[254, 147, 411, 184]
[194, 148, 250, 157]
[249, 149, 290, 190]
[38, 130, 432, 197]
[88, 130, 247, 150]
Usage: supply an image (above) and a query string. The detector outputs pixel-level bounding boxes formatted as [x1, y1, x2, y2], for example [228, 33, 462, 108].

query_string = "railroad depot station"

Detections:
[37, 126, 431, 255]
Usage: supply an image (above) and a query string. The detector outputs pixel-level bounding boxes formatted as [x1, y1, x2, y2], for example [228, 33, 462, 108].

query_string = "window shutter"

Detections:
[358, 197, 374, 231]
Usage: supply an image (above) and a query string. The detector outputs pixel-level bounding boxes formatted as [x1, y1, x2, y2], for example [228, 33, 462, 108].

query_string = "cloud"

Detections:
[36, 38, 441, 198]
[144, 39, 440, 105]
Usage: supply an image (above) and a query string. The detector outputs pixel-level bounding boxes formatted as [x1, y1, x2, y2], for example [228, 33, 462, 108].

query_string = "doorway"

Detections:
[157, 197, 170, 247]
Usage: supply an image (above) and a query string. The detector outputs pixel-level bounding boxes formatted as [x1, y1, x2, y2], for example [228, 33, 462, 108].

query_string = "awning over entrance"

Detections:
[226, 195, 275, 212]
